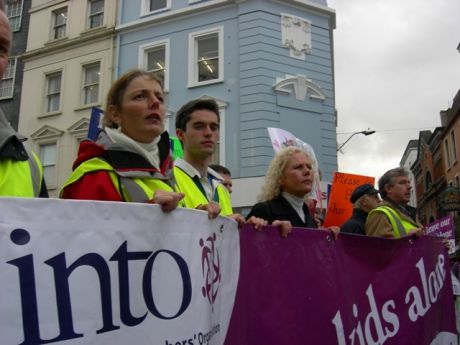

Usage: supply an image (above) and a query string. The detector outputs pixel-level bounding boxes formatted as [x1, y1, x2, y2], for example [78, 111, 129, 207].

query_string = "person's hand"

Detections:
[228, 213, 246, 227]
[149, 190, 184, 213]
[313, 213, 323, 228]
[196, 201, 221, 219]
[324, 226, 340, 239]
[408, 227, 424, 237]
[442, 238, 451, 251]
[246, 216, 268, 231]
[272, 220, 292, 238]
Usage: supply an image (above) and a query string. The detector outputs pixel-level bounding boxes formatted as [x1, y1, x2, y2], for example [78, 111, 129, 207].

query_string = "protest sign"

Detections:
[426, 215, 456, 255]
[0, 198, 239, 345]
[323, 172, 375, 227]
[225, 228, 456, 345]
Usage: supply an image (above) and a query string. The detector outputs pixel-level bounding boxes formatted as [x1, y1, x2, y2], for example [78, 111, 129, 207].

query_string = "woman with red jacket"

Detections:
[61, 69, 183, 212]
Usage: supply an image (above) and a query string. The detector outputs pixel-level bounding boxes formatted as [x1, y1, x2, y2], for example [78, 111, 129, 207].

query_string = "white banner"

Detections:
[0, 198, 239, 345]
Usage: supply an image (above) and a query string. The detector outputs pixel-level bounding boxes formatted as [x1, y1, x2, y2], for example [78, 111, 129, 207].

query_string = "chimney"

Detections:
[440, 110, 449, 127]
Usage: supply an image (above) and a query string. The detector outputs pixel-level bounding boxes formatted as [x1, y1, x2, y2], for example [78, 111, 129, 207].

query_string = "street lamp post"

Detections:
[337, 130, 376, 152]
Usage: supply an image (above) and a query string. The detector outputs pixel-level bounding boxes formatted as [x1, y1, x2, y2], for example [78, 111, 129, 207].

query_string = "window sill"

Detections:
[74, 103, 101, 112]
[0, 95, 13, 100]
[38, 111, 62, 119]
[187, 78, 223, 89]
[80, 25, 107, 36]
[45, 36, 68, 46]
[140, 7, 171, 18]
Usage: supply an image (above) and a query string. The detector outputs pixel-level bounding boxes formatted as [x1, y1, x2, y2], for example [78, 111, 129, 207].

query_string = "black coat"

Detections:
[247, 196, 317, 228]
[340, 208, 368, 235]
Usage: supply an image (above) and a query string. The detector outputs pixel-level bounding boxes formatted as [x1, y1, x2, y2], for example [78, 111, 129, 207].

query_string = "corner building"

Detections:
[117, 0, 338, 211]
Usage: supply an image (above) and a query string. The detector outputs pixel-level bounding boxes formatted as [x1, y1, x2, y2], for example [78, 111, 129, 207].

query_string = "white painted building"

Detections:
[18, 0, 116, 196]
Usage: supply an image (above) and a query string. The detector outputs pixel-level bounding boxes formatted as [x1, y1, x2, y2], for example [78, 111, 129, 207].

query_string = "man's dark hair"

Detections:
[378, 167, 409, 199]
[210, 164, 231, 176]
[0, 0, 5, 12]
[175, 99, 220, 131]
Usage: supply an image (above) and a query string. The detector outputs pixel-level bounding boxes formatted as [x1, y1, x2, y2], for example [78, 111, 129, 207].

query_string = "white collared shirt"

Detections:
[174, 158, 223, 201]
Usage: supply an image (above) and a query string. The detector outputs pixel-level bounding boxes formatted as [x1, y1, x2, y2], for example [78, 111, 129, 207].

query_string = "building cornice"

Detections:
[273, 0, 336, 28]
[116, 0, 235, 32]
[30, 0, 68, 13]
[117, 0, 336, 33]
[21, 27, 115, 61]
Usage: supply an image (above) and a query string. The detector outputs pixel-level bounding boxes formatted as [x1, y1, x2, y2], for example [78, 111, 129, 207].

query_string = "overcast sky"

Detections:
[327, 0, 460, 183]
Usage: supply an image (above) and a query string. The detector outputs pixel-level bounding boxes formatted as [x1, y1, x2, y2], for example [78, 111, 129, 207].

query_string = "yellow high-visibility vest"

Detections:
[0, 152, 43, 197]
[173, 166, 233, 216]
[61, 157, 173, 202]
[368, 205, 418, 238]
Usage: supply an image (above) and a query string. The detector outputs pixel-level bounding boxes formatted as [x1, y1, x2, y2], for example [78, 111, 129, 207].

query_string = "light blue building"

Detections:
[116, 0, 337, 209]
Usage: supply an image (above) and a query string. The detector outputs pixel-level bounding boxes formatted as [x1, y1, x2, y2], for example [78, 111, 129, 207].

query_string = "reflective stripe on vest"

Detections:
[0, 152, 43, 197]
[28, 151, 43, 197]
[61, 157, 173, 202]
[368, 206, 415, 238]
[173, 166, 233, 216]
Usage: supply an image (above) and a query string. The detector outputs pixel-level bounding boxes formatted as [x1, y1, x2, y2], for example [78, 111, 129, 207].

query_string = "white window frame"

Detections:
[51, 7, 68, 40]
[81, 61, 101, 106]
[6, 0, 24, 32]
[141, 0, 171, 15]
[188, 0, 204, 3]
[188, 26, 224, 88]
[87, 0, 104, 29]
[139, 39, 170, 91]
[45, 71, 63, 114]
[0, 57, 17, 99]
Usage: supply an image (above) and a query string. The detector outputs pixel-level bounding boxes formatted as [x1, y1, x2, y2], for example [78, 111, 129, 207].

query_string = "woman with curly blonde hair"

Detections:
[246, 147, 318, 236]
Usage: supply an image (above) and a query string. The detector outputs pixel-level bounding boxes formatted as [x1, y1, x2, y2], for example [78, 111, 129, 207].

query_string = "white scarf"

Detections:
[105, 127, 160, 169]
[282, 191, 306, 222]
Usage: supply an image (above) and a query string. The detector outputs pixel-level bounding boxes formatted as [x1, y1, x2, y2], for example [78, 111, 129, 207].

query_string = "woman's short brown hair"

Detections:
[102, 69, 163, 128]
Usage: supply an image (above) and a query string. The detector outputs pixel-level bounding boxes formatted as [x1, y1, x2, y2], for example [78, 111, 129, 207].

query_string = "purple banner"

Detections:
[426, 215, 455, 255]
[225, 227, 456, 345]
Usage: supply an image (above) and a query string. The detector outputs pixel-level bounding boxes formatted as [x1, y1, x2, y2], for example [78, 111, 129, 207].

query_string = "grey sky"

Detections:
[328, 0, 460, 182]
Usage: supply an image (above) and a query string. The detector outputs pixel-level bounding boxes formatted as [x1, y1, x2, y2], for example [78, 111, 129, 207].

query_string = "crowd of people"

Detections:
[0, 0, 435, 241]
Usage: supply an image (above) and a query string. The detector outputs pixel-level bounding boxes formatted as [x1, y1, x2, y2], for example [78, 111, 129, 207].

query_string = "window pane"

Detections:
[6, 1, 23, 31]
[0, 79, 13, 98]
[198, 58, 218, 81]
[90, 0, 104, 13]
[89, 0, 104, 28]
[85, 64, 100, 84]
[83, 63, 100, 104]
[146, 47, 165, 72]
[47, 72, 61, 112]
[48, 74, 61, 94]
[53, 8, 67, 39]
[451, 132, 457, 162]
[197, 34, 218, 60]
[9, 16, 20, 31]
[150, 0, 167, 11]
[40, 144, 56, 186]
[196, 34, 219, 82]
[55, 10, 67, 25]
[47, 94, 60, 112]
[40, 144, 56, 165]
[84, 85, 99, 104]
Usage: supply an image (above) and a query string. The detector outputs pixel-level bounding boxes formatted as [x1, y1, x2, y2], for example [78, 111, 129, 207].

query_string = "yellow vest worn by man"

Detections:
[173, 164, 233, 216]
[366, 200, 421, 238]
